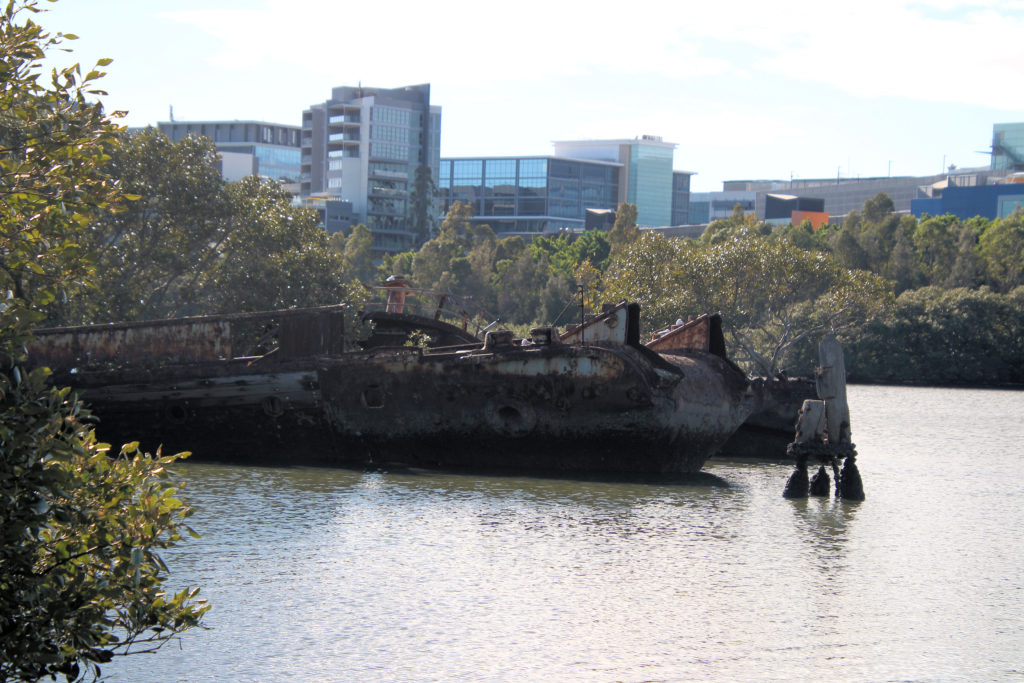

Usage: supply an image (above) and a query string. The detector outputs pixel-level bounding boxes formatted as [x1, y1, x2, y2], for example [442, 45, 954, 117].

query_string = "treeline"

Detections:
[352, 191, 1024, 386]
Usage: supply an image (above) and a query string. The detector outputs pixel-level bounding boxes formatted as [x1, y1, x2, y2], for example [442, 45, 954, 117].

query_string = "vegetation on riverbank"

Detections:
[1, 4, 207, 681]
[360, 198, 1023, 385]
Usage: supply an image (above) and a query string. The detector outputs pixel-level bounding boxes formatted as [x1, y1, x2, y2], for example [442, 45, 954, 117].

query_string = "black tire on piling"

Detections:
[839, 456, 865, 501]
[809, 466, 831, 496]
[783, 461, 809, 498]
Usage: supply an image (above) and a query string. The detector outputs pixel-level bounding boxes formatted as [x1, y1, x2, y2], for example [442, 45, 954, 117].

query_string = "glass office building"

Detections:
[552, 136, 680, 227]
[991, 122, 1024, 173]
[671, 171, 694, 226]
[437, 156, 621, 234]
[157, 120, 302, 183]
[627, 143, 674, 226]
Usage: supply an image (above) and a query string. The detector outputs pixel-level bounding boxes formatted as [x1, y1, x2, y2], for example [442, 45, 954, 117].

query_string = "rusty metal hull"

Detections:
[31, 302, 755, 475]
[316, 344, 751, 474]
[716, 376, 818, 460]
[58, 360, 338, 464]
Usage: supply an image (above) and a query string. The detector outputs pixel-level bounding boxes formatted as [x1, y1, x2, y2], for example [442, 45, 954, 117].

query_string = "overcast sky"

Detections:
[40, 0, 1024, 191]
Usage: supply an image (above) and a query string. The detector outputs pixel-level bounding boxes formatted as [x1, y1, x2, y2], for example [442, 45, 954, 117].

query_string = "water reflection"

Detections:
[787, 496, 859, 580]
[106, 386, 1024, 683]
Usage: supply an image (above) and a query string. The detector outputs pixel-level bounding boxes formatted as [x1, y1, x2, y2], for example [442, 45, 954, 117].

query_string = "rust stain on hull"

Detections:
[28, 301, 754, 474]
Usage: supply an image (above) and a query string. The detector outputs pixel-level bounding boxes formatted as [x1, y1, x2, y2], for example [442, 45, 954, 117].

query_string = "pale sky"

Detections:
[39, 0, 1024, 191]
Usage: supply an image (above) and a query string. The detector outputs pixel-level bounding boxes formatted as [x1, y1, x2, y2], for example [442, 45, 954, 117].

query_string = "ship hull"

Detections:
[316, 344, 750, 474]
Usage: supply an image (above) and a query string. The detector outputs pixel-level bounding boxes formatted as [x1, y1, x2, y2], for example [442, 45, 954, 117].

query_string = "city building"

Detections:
[705, 167, 995, 224]
[300, 83, 441, 254]
[763, 194, 829, 230]
[439, 136, 690, 237]
[302, 195, 356, 235]
[437, 156, 620, 235]
[157, 120, 302, 189]
[688, 190, 757, 224]
[552, 136, 677, 227]
[671, 171, 694, 226]
[911, 175, 1024, 220]
[990, 122, 1024, 173]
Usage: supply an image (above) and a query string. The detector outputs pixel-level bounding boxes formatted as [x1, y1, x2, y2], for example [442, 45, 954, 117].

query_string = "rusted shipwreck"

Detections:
[28, 300, 755, 475]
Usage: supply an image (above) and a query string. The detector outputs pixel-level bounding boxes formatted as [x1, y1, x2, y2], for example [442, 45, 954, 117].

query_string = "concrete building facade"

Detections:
[688, 190, 757, 224]
[157, 120, 302, 186]
[300, 83, 441, 254]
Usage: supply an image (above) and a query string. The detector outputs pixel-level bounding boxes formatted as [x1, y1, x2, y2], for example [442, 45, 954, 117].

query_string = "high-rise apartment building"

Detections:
[552, 136, 677, 227]
[300, 84, 441, 253]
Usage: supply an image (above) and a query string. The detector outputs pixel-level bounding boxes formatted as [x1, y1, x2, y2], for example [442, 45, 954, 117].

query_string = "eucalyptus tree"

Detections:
[603, 233, 893, 376]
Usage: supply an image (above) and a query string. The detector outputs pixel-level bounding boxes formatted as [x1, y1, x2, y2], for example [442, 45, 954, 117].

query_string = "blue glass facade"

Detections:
[253, 145, 301, 182]
[671, 172, 692, 225]
[438, 157, 619, 234]
[628, 144, 674, 227]
[157, 121, 302, 184]
[991, 123, 1024, 173]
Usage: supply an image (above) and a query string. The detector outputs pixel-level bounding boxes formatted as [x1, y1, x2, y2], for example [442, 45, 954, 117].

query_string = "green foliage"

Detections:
[978, 209, 1024, 293]
[608, 202, 639, 251]
[698, 204, 771, 245]
[56, 128, 231, 322]
[203, 175, 358, 313]
[770, 219, 823, 252]
[602, 231, 692, 331]
[0, 1, 121, 321]
[845, 286, 1024, 385]
[807, 191, 1023, 299]
[408, 165, 438, 244]
[527, 230, 611, 280]
[0, 368, 208, 683]
[1, 3, 207, 680]
[604, 232, 893, 376]
[439, 199, 473, 235]
[330, 224, 376, 284]
[56, 130, 364, 323]
[862, 192, 895, 223]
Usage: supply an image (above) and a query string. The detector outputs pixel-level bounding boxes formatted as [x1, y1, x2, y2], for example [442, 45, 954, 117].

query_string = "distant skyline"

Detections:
[41, 0, 1024, 192]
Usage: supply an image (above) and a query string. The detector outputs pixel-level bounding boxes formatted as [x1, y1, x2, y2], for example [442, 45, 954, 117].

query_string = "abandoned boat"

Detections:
[644, 313, 817, 460]
[27, 298, 754, 475]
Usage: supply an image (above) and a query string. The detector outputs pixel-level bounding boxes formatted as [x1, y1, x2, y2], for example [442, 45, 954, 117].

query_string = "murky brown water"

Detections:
[107, 385, 1024, 682]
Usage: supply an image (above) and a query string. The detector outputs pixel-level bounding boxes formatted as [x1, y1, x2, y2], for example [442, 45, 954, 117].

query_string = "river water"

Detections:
[106, 385, 1024, 682]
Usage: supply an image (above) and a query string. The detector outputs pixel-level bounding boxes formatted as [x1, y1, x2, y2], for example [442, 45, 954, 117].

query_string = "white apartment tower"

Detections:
[301, 83, 441, 252]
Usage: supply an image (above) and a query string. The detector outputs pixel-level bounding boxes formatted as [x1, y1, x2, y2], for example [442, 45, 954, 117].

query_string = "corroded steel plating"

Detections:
[28, 301, 754, 474]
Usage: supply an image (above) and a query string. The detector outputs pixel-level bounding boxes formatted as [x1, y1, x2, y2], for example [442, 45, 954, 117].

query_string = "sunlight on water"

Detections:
[107, 386, 1024, 682]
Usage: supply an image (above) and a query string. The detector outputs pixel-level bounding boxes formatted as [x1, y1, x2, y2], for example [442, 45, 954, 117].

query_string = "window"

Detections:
[452, 160, 483, 181]
[518, 159, 547, 178]
[485, 159, 516, 177]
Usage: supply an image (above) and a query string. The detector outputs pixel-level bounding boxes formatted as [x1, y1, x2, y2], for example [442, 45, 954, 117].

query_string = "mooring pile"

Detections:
[782, 334, 865, 501]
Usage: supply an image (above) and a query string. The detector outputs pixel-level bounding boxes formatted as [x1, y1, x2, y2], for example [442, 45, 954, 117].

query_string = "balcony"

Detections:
[328, 115, 361, 126]
[369, 186, 407, 198]
[368, 168, 408, 180]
